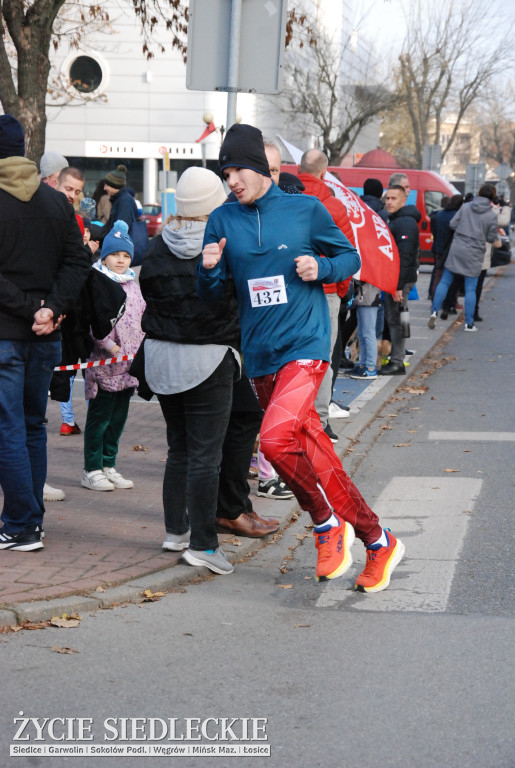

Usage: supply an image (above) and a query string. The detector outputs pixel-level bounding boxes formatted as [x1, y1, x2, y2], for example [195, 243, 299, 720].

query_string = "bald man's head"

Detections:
[299, 149, 328, 179]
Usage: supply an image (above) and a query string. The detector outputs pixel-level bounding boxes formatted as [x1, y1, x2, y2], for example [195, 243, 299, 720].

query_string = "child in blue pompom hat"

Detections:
[81, 221, 146, 492]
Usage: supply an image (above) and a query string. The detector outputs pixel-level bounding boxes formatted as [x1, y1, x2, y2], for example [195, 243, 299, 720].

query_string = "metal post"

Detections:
[226, 0, 241, 132]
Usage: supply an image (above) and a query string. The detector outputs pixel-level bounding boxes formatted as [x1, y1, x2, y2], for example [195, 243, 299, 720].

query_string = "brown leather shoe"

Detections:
[216, 512, 279, 538]
[247, 508, 280, 527]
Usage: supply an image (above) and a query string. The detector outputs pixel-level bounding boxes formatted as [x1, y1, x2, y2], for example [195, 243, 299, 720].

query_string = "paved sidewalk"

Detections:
[0, 269, 485, 626]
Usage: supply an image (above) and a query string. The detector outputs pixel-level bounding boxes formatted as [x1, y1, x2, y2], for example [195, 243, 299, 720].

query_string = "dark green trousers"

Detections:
[83, 387, 133, 472]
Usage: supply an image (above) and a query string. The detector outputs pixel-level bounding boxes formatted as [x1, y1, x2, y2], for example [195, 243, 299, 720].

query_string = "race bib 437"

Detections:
[248, 275, 287, 308]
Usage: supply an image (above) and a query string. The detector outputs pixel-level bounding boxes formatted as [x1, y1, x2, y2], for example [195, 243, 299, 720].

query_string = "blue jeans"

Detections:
[59, 375, 76, 425]
[0, 340, 61, 533]
[432, 268, 478, 326]
[356, 305, 379, 370]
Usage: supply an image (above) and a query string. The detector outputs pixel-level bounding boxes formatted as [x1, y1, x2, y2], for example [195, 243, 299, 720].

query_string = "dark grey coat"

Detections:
[446, 197, 498, 277]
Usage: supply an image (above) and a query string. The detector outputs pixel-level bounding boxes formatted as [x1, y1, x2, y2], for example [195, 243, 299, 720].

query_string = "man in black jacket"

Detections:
[379, 184, 420, 375]
[0, 115, 91, 552]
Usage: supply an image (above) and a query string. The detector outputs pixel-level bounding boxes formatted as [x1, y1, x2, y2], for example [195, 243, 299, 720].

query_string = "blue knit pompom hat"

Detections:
[101, 220, 134, 261]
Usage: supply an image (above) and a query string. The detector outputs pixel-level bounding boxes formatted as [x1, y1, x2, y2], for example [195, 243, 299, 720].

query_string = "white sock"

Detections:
[371, 529, 388, 548]
[314, 513, 340, 532]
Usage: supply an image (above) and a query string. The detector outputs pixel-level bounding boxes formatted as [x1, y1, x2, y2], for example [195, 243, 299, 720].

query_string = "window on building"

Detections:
[68, 56, 104, 94]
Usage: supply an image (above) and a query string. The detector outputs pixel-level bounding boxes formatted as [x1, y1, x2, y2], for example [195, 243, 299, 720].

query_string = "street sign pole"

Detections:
[226, 0, 242, 132]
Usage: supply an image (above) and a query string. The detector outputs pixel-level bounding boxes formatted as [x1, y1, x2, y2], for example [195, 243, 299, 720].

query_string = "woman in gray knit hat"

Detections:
[139, 167, 240, 576]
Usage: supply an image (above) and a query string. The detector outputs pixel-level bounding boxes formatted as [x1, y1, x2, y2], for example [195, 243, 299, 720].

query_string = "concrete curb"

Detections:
[2, 527, 297, 627]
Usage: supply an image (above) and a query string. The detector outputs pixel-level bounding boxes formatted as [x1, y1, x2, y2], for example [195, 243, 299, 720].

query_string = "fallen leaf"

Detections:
[304, 576, 313, 580]
[407, 430, 418, 433]
[394, 443, 411, 447]
[279, 567, 288, 574]
[52, 646, 79, 654]
[278, 584, 293, 589]
[380, 425, 393, 430]
[132, 444, 147, 452]
[463, 450, 471, 453]
[183, 632, 193, 637]
[444, 468, 460, 473]
[95, 586, 105, 593]
[462, 510, 472, 514]
[50, 618, 80, 628]
[403, 386, 428, 395]
[226, 537, 242, 546]
[142, 589, 166, 602]
[20, 621, 49, 630]
[294, 624, 311, 628]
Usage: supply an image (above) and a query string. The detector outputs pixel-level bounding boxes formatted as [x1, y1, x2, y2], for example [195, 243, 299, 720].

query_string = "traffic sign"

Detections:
[186, 0, 288, 95]
[494, 163, 513, 180]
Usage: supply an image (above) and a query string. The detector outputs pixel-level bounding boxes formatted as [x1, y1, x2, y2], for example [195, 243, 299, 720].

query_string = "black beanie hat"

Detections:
[0, 114, 25, 160]
[363, 178, 384, 199]
[105, 164, 127, 189]
[219, 124, 270, 178]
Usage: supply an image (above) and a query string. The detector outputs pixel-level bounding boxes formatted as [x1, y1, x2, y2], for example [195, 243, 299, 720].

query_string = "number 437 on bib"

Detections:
[248, 275, 288, 308]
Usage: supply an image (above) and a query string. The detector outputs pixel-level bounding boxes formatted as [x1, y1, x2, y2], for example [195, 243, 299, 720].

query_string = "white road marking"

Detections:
[316, 476, 482, 612]
[347, 376, 390, 412]
[429, 431, 515, 442]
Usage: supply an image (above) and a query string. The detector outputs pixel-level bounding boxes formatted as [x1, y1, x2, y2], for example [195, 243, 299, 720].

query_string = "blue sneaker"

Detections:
[350, 368, 377, 380]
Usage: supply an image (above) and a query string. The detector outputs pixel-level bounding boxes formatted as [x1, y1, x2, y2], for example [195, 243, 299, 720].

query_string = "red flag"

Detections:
[195, 121, 216, 143]
[326, 179, 400, 294]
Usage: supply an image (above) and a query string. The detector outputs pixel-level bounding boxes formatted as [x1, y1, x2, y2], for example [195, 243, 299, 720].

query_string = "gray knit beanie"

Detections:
[40, 151, 69, 179]
[175, 167, 227, 217]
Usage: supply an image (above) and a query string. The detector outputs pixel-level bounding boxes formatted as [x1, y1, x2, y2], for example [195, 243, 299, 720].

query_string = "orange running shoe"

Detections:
[355, 529, 405, 593]
[315, 520, 355, 582]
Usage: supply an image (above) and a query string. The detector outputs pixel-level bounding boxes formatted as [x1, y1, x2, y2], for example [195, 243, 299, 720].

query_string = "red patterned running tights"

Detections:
[251, 360, 381, 546]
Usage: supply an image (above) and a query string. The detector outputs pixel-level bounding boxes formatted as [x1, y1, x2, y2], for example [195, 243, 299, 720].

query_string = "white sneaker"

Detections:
[181, 547, 234, 575]
[103, 467, 134, 489]
[163, 532, 190, 551]
[428, 312, 437, 329]
[81, 470, 115, 492]
[328, 402, 350, 419]
[464, 324, 478, 332]
[43, 483, 65, 502]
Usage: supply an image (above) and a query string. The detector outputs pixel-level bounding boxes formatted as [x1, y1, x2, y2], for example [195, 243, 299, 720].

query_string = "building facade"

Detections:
[42, 0, 381, 201]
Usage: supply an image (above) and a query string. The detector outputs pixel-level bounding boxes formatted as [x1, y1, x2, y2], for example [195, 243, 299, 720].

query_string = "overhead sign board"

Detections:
[84, 141, 204, 160]
[186, 0, 288, 94]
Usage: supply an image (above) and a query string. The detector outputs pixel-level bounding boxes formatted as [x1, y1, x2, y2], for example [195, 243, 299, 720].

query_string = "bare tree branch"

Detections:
[392, 0, 514, 167]
[276, 12, 398, 163]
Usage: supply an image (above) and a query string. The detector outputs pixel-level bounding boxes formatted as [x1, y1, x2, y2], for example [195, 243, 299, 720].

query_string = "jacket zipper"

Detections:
[256, 207, 262, 247]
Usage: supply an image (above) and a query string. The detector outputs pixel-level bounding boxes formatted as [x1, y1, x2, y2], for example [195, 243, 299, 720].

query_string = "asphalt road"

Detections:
[1, 265, 514, 768]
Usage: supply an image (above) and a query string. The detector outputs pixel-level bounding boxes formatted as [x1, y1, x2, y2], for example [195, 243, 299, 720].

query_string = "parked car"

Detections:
[141, 204, 162, 237]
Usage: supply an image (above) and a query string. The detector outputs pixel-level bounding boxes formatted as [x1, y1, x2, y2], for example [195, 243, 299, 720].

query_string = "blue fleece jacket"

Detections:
[198, 183, 360, 378]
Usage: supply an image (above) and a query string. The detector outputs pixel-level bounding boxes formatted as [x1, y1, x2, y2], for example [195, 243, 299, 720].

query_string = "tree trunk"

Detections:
[0, 0, 66, 162]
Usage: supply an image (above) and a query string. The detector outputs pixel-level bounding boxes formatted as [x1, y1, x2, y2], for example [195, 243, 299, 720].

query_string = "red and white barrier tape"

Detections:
[54, 354, 135, 372]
